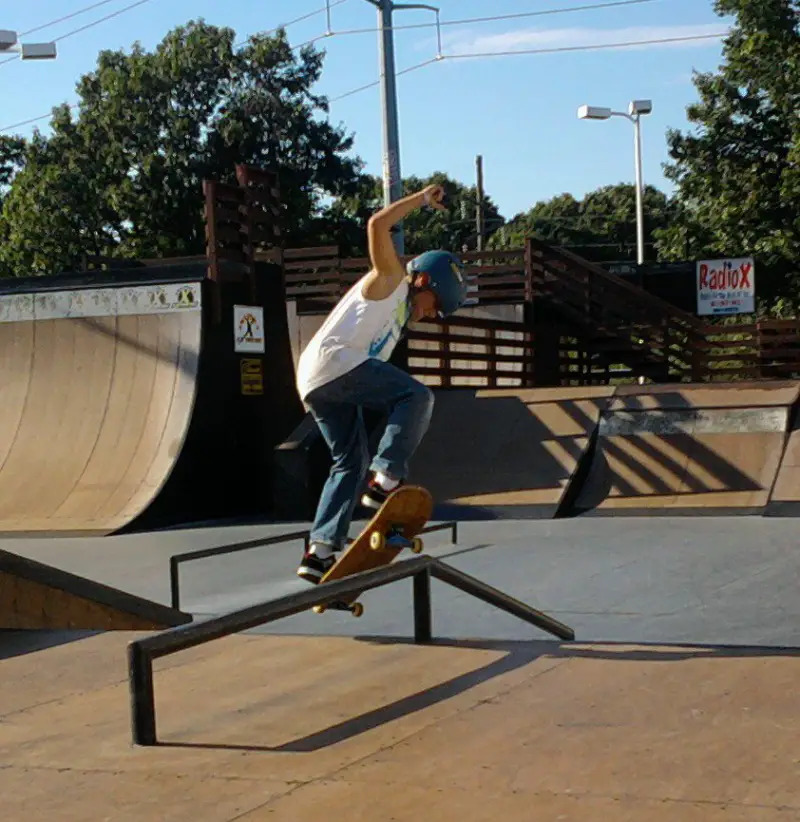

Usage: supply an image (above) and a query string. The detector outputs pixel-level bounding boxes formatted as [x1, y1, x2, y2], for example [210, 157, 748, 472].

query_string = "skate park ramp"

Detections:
[0, 548, 191, 630]
[766, 407, 800, 516]
[572, 381, 800, 516]
[0, 278, 201, 535]
[0, 260, 303, 535]
[407, 386, 615, 519]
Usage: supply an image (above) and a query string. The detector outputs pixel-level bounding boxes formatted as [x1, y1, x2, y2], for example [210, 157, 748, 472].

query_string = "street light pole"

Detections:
[363, 0, 441, 255]
[577, 99, 652, 265]
[632, 112, 645, 267]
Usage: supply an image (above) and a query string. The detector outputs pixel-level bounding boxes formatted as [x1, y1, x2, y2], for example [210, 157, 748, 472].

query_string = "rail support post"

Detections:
[128, 642, 157, 746]
[413, 569, 432, 643]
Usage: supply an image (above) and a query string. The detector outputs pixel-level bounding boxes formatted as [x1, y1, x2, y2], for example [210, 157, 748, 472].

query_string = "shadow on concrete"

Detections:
[156, 635, 800, 754]
[572, 385, 796, 513]
[0, 629, 102, 660]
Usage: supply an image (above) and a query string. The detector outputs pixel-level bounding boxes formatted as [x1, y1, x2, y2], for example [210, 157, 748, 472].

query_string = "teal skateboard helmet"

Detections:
[406, 250, 468, 317]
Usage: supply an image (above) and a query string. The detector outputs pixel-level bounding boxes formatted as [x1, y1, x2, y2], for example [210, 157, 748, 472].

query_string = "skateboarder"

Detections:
[295, 183, 468, 583]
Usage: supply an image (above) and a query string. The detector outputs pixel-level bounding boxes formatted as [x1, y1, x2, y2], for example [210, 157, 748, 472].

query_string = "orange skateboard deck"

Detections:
[313, 484, 434, 617]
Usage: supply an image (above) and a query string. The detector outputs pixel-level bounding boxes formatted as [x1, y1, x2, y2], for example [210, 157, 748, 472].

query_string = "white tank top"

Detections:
[296, 273, 410, 400]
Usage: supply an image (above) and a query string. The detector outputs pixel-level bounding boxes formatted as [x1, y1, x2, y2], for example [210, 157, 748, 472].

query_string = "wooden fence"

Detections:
[279, 240, 800, 387]
[404, 314, 534, 388]
[694, 318, 800, 382]
[276, 247, 527, 313]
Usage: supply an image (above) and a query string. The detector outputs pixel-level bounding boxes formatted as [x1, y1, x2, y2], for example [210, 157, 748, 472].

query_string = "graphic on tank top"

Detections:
[368, 297, 410, 360]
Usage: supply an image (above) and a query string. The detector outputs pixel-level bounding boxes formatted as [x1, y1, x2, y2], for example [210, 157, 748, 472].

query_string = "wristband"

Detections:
[423, 190, 431, 206]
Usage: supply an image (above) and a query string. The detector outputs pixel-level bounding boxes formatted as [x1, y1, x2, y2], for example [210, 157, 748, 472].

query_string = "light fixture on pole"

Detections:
[577, 99, 652, 265]
[362, 0, 442, 255]
[0, 29, 57, 60]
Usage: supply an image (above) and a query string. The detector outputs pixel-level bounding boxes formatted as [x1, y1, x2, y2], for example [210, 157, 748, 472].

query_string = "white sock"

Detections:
[374, 471, 399, 491]
[310, 542, 334, 559]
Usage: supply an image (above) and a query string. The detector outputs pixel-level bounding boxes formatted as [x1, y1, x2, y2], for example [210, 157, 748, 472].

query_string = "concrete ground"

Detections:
[1, 515, 799, 820]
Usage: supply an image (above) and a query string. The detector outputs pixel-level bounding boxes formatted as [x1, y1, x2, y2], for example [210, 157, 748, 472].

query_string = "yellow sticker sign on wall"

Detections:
[240, 358, 264, 395]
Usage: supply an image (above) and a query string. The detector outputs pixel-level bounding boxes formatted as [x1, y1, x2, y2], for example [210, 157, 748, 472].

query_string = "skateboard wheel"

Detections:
[410, 537, 424, 554]
[313, 604, 327, 614]
[370, 531, 385, 551]
[351, 602, 364, 617]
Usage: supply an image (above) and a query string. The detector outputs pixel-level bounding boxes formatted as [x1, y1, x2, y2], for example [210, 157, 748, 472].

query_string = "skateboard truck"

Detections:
[370, 525, 424, 554]
[313, 527, 424, 617]
[313, 599, 365, 617]
[310, 486, 433, 619]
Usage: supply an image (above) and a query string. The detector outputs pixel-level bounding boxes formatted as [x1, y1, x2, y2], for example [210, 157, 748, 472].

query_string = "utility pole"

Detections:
[475, 154, 485, 252]
[363, 1, 441, 256]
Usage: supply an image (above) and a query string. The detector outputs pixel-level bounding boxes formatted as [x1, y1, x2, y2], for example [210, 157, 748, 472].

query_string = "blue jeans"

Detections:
[304, 358, 435, 550]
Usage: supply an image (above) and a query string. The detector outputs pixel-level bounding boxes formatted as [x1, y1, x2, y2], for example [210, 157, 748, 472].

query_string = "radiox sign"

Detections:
[696, 257, 755, 316]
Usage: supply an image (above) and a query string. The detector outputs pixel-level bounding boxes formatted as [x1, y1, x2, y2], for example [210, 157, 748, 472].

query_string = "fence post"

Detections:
[487, 327, 497, 388]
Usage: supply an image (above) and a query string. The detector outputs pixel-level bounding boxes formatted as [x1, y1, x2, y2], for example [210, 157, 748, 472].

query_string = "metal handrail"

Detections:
[128, 555, 574, 745]
[168, 522, 458, 610]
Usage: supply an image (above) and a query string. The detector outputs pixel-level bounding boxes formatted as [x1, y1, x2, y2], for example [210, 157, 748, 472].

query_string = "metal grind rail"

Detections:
[169, 521, 459, 610]
[129, 555, 574, 745]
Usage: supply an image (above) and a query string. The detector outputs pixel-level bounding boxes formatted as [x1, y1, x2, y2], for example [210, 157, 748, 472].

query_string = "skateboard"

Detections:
[313, 484, 434, 618]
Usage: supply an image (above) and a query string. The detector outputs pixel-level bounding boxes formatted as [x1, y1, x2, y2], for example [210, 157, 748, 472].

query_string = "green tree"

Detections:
[489, 184, 672, 263]
[321, 171, 505, 257]
[399, 171, 504, 255]
[0, 22, 364, 277]
[657, 0, 800, 302]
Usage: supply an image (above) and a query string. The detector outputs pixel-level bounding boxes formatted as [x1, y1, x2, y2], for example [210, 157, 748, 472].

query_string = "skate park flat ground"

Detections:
[2, 516, 799, 820]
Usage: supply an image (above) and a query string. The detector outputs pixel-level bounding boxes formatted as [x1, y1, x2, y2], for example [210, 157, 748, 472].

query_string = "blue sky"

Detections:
[0, 0, 731, 219]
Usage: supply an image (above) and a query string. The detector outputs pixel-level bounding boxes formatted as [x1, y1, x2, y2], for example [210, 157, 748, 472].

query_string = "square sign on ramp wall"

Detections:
[234, 305, 265, 353]
[696, 257, 755, 316]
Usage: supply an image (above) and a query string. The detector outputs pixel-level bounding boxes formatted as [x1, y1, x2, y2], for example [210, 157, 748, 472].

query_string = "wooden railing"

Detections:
[278, 239, 800, 387]
[526, 238, 706, 381]
[275, 247, 527, 313]
[694, 318, 800, 381]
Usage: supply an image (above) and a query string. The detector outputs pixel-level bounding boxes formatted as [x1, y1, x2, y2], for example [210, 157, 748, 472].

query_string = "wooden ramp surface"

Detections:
[0, 549, 191, 630]
[0, 633, 797, 820]
[0, 284, 201, 534]
[573, 382, 800, 516]
[408, 386, 614, 519]
[766, 409, 800, 515]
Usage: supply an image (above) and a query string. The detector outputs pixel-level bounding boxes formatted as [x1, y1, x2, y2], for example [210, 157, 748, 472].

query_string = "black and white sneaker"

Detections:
[296, 549, 337, 584]
[360, 475, 404, 511]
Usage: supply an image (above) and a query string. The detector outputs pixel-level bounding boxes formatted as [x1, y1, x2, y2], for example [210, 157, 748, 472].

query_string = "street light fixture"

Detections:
[577, 99, 652, 265]
[0, 29, 57, 61]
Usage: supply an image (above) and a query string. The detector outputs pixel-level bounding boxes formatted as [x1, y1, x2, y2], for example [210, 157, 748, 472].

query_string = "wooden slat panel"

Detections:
[409, 333, 533, 350]
[408, 349, 532, 365]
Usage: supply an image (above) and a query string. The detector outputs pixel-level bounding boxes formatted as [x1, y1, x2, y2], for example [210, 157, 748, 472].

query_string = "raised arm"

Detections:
[362, 184, 446, 300]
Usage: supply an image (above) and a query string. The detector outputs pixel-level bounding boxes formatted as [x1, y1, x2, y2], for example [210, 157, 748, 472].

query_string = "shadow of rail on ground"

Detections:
[156, 635, 800, 754]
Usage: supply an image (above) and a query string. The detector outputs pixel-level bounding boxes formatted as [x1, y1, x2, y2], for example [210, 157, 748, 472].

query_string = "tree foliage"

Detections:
[658, 0, 800, 302]
[489, 184, 672, 263]
[0, 21, 364, 276]
[321, 171, 505, 257]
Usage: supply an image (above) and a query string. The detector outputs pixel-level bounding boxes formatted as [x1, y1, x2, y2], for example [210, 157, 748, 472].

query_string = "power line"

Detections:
[328, 31, 726, 102]
[331, 57, 441, 101]
[20, 0, 124, 37]
[0, 0, 156, 67]
[236, 0, 351, 47]
[0, 0, 346, 129]
[445, 31, 728, 60]
[0, 15, 727, 129]
[314, 0, 659, 38]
